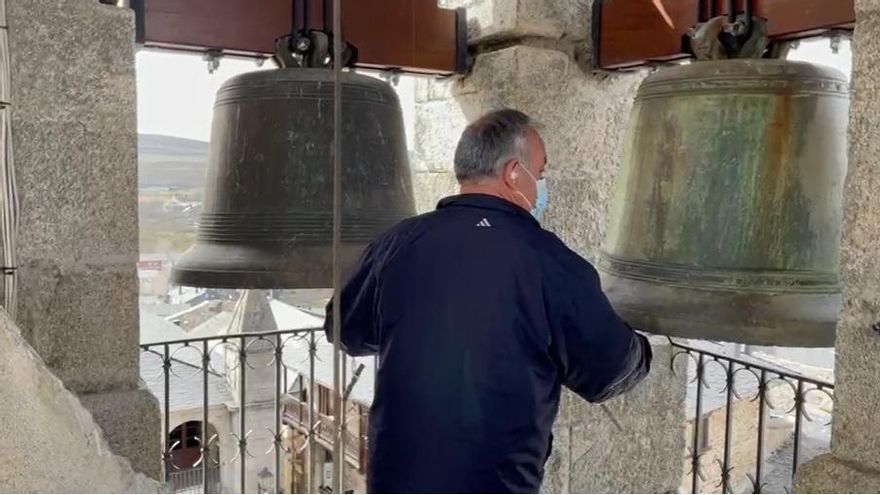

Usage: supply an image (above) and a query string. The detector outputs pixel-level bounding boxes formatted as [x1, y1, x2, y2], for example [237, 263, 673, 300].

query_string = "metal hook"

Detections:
[204, 50, 222, 74]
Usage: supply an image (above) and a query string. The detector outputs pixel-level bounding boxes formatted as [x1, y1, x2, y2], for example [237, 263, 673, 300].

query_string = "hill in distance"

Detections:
[138, 134, 210, 190]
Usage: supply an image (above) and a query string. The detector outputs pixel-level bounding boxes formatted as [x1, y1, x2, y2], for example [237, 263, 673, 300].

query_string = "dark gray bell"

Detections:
[172, 68, 415, 289]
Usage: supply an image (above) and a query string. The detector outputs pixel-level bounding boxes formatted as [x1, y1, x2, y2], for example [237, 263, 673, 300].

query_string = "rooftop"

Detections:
[139, 312, 232, 410]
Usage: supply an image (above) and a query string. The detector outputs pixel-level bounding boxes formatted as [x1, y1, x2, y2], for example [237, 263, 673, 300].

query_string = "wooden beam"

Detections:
[134, 0, 466, 76]
[595, 0, 854, 70]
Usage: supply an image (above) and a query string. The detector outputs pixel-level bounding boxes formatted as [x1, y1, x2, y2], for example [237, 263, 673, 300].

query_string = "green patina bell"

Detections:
[599, 59, 849, 347]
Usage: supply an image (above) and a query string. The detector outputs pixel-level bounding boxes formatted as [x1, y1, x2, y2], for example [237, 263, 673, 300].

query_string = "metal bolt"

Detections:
[203, 51, 222, 74]
[296, 37, 312, 52]
[830, 34, 842, 55]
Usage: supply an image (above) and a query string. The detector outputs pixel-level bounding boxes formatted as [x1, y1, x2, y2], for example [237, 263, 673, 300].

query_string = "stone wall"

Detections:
[797, 0, 880, 489]
[0, 310, 157, 492]
[407, 1, 687, 492]
[6, 0, 159, 477]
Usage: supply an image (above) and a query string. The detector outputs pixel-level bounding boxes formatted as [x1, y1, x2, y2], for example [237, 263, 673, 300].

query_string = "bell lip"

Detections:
[617, 308, 837, 348]
[599, 270, 840, 348]
[169, 240, 369, 290]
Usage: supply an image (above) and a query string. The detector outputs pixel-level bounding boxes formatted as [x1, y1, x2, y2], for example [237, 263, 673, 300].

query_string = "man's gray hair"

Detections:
[454, 109, 534, 183]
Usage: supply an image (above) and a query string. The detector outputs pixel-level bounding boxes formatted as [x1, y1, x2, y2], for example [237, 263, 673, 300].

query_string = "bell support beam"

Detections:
[130, 0, 467, 76]
[594, 0, 855, 70]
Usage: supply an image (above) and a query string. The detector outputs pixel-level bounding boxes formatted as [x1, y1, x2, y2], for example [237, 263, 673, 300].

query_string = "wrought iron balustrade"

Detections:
[671, 340, 834, 494]
[141, 327, 834, 494]
[141, 327, 372, 494]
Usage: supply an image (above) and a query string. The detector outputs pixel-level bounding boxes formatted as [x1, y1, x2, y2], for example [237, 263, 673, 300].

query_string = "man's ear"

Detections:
[502, 160, 519, 185]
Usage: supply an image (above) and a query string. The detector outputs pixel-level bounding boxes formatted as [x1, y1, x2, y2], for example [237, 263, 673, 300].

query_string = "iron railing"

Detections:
[142, 328, 834, 494]
[141, 328, 372, 494]
[283, 398, 364, 466]
[168, 465, 222, 494]
[671, 340, 834, 494]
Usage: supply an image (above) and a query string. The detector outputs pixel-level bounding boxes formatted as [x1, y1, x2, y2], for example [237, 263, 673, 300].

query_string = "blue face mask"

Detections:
[515, 162, 549, 222]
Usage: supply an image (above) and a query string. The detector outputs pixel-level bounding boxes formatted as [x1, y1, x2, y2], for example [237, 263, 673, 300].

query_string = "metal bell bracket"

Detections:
[689, 0, 767, 61]
[273, 0, 359, 70]
[274, 31, 358, 69]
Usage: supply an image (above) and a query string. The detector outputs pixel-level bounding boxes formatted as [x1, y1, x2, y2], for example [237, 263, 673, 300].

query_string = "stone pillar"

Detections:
[7, 0, 159, 478]
[796, 0, 880, 490]
[410, 1, 687, 492]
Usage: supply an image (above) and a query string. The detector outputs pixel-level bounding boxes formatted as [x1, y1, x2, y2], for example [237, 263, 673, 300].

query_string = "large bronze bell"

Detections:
[172, 68, 415, 289]
[599, 59, 849, 347]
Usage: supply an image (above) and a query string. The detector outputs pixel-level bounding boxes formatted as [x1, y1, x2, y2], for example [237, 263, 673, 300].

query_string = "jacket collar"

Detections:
[436, 194, 538, 226]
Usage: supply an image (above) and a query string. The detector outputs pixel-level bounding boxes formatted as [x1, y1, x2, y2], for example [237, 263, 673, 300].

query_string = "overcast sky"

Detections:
[135, 38, 852, 142]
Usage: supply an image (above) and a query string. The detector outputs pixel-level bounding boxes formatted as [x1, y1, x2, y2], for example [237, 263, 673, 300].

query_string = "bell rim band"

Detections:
[193, 211, 405, 244]
[596, 251, 841, 295]
[637, 59, 850, 101]
[215, 68, 399, 107]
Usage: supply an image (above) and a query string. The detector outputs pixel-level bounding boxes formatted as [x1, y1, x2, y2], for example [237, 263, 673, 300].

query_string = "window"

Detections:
[169, 420, 203, 450]
[318, 385, 334, 416]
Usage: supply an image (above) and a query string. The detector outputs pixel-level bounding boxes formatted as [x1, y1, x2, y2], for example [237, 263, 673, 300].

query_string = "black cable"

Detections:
[744, 0, 753, 32]
[303, 0, 310, 32]
[727, 0, 736, 23]
[291, 0, 312, 32]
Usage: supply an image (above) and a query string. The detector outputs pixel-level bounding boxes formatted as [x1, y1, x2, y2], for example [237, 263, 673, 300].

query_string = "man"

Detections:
[325, 109, 651, 493]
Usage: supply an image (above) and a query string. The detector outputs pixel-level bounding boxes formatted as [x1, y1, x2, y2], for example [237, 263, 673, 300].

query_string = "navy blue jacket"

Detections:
[325, 194, 651, 494]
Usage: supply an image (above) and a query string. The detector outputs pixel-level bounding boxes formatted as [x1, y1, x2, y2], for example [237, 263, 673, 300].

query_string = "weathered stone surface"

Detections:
[796, 454, 880, 493]
[6, 0, 157, 476]
[822, 1, 880, 476]
[441, 0, 593, 45]
[412, 98, 471, 172]
[414, 76, 458, 103]
[0, 312, 157, 493]
[9, 0, 141, 388]
[9, 0, 139, 263]
[546, 177, 616, 264]
[565, 339, 686, 494]
[786, 1, 880, 489]
[80, 387, 162, 482]
[412, 172, 459, 214]
[17, 264, 140, 392]
[539, 340, 686, 494]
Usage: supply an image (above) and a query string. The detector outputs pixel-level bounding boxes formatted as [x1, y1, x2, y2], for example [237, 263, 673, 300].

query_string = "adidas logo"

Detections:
[476, 218, 492, 227]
